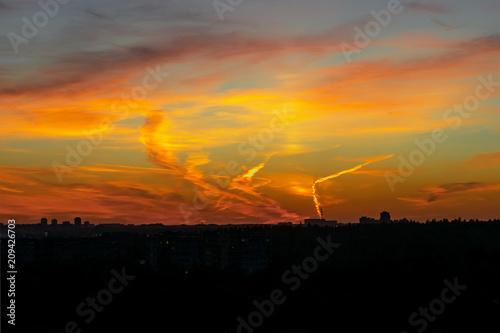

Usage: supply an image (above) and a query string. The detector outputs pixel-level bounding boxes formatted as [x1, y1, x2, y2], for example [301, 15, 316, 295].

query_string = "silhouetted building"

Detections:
[41, 218, 48, 226]
[360, 211, 393, 224]
[74, 217, 82, 226]
[62, 221, 70, 225]
[241, 235, 270, 273]
[278, 222, 293, 226]
[304, 218, 338, 226]
[359, 216, 376, 224]
[380, 211, 391, 222]
[149, 231, 271, 274]
[170, 234, 202, 267]
[84, 221, 90, 225]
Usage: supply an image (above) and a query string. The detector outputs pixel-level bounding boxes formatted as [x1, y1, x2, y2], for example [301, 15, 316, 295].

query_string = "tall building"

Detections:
[380, 211, 391, 222]
[74, 217, 82, 226]
[51, 219, 57, 226]
[360, 211, 392, 224]
[41, 218, 48, 226]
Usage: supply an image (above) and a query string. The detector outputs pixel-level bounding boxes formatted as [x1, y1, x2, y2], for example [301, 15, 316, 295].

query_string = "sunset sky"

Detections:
[1, 0, 499, 224]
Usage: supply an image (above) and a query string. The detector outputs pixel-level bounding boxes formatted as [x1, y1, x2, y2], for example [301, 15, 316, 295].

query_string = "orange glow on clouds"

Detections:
[1, 1, 499, 223]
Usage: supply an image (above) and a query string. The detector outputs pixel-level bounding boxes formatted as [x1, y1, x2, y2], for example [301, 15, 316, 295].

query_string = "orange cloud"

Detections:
[399, 182, 500, 206]
[464, 151, 500, 169]
[139, 112, 303, 223]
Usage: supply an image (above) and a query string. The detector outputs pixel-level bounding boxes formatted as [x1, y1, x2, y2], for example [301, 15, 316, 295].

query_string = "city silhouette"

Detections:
[2, 215, 500, 332]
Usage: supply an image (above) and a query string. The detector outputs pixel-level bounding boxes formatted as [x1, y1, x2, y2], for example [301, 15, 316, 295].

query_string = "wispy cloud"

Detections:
[1, 0, 499, 223]
[408, 1, 453, 14]
[399, 182, 500, 206]
[139, 112, 303, 223]
[431, 18, 461, 30]
[464, 151, 500, 169]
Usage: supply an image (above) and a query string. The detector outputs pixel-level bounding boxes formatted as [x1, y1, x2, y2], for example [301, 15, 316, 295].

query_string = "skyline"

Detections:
[1, 0, 499, 224]
[10, 214, 500, 226]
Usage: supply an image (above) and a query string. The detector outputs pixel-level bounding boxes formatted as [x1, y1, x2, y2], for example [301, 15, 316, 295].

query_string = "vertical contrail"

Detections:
[312, 155, 394, 218]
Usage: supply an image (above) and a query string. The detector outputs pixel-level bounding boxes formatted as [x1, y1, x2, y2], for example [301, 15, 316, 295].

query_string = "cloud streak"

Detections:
[139, 112, 302, 223]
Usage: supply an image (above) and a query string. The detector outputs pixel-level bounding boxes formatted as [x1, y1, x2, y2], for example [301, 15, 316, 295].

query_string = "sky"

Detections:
[0, 0, 499, 224]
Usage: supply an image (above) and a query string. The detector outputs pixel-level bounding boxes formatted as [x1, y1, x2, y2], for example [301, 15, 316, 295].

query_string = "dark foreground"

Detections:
[2, 221, 500, 333]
